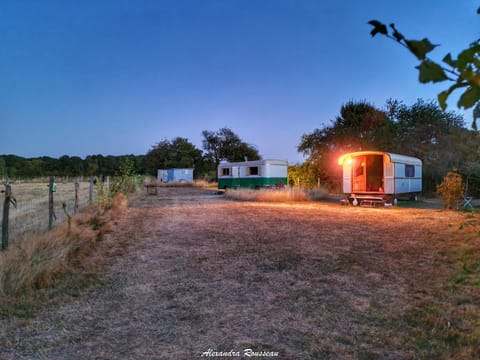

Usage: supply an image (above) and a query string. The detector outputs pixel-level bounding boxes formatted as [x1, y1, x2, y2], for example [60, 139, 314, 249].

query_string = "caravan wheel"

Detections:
[349, 197, 359, 206]
[385, 196, 397, 206]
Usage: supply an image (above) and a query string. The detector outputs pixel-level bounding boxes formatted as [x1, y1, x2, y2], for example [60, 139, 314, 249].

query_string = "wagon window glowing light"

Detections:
[338, 155, 353, 166]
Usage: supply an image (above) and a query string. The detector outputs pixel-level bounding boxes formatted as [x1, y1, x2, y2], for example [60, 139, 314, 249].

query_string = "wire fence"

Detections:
[1, 178, 94, 242]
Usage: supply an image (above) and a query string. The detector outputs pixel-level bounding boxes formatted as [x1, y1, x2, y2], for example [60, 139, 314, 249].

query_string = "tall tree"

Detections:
[298, 101, 392, 189]
[389, 99, 464, 156]
[145, 137, 202, 175]
[202, 127, 261, 169]
[389, 99, 475, 191]
[298, 99, 478, 192]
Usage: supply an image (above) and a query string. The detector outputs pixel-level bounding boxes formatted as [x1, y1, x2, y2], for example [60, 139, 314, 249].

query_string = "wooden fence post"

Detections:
[48, 177, 56, 230]
[89, 176, 94, 204]
[2, 181, 16, 251]
[74, 177, 79, 213]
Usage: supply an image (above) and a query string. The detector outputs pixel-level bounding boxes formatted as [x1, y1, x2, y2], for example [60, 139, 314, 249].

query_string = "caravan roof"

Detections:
[218, 159, 288, 167]
[338, 151, 422, 166]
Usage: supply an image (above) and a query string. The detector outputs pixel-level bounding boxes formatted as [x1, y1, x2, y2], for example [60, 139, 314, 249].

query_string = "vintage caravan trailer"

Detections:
[338, 151, 422, 205]
[218, 159, 288, 189]
[157, 168, 194, 183]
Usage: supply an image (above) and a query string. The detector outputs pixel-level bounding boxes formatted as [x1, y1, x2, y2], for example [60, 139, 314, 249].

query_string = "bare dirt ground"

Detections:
[1, 187, 479, 359]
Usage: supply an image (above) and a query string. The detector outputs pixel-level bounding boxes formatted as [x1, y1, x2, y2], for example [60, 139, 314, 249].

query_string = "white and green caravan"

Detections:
[218, 159, 288, 189]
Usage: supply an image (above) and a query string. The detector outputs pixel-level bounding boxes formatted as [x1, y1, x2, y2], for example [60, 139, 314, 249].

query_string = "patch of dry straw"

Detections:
[0, 193, 128, 297]
[224, 188, 310, 202]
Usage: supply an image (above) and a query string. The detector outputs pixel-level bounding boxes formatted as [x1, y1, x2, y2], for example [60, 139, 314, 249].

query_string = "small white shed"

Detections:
[338, 151, 422, 205]
[157, 168, 194, 183]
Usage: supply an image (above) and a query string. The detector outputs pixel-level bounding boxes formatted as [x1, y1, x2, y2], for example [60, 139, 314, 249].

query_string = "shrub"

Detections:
[437, 171, 465, 209]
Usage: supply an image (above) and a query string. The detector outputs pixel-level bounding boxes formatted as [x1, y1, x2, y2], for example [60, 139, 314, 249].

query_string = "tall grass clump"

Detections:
[307, 187, 330, 201]
[95, 157, 143, 209]
[224, 187, 310, 202]
[0, 192, 128, 298]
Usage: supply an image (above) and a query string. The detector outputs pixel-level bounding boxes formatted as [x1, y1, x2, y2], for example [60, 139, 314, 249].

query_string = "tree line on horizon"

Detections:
[2, 98, 479, 195]
[0, 128, 261, 181]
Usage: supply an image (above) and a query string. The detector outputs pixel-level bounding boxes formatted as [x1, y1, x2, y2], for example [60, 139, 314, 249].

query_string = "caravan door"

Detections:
[231, 166, 240, 187]
[384, 157, 395, 194]
[352, 156, 366, 192]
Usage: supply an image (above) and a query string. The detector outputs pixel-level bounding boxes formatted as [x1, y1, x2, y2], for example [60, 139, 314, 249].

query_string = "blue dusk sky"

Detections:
[0, 1, 477, 163]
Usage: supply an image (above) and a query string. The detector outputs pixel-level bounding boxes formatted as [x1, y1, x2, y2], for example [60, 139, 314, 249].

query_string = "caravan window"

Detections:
[405, 164, 415, 177]
[247, 166, 259, 176]
[222, 168, 231, 176]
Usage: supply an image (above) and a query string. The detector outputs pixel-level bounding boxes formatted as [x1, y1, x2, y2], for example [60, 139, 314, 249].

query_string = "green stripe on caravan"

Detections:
[218, 159, 288, 189]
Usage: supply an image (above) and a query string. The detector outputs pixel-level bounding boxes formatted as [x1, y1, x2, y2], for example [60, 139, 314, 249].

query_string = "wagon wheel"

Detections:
[349, 197, 359, 206]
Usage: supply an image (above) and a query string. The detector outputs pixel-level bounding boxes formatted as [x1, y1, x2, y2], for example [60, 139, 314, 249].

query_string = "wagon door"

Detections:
[383, 157, 395, 194]
[352, 156, 366, 192]
[232, 166, 240, 188]
[343, 161, 352, 193]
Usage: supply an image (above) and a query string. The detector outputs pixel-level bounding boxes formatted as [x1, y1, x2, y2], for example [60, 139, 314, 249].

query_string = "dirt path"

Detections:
[0, 187, 475, 359]
[0, 188, 228, 359]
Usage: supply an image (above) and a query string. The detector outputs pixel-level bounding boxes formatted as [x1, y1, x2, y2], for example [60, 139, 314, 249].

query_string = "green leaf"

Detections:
[368, 20, 388, 37]
[389, 23, 404, 42]
[405, 38, 438, 60]
[416, 60, 449, 83]
[438, 91, 449, 111]
[438, 82, 469, 110]
[457, 43, 480, 70]
[458, 86, 480, 110]
[460, 66, 476, 82]
[442, 53, 457, 68]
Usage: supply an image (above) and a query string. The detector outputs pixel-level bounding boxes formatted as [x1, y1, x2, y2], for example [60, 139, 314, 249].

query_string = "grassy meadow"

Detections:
[1, 180, 93, 238]
[0, 186, 479, 359]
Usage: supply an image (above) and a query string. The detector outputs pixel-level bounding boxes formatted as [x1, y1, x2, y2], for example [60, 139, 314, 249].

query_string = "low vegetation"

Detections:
[1, 187, 480, 359]
[2, 180, 92, 237]
[437, 171, 465, 209]
[0, 192, 129, 316]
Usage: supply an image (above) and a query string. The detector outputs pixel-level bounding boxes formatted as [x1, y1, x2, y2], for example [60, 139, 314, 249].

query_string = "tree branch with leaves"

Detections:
[368, 6, 480, 112]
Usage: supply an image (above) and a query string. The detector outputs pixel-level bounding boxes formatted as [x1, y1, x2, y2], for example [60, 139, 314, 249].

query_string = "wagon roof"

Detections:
[338, 151, 422, 166]
[218, 159, 288, 167]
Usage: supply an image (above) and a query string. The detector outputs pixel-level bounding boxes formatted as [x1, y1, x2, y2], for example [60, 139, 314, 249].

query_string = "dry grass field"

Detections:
[1, 186, 480, 359]
[1, 180, 92, 238]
